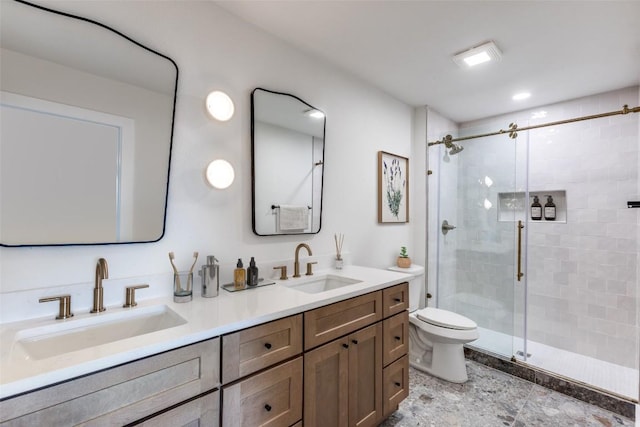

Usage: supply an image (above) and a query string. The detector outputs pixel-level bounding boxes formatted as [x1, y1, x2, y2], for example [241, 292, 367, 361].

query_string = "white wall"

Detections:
[0, 1, 414, 316]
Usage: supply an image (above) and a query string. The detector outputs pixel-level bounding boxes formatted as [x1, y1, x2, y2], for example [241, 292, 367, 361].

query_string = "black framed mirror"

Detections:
[0, 0, 178, 246]
[251, 88, 325, 236]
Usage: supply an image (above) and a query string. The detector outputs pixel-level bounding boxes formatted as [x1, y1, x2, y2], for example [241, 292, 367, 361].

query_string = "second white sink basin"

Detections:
[284, 274, 362, 294]
[16, 305, 186, 360]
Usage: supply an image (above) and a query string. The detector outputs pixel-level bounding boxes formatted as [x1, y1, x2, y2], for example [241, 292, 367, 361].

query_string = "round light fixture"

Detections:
[206, 159, 235, 189]
[205, 91, 234, 121]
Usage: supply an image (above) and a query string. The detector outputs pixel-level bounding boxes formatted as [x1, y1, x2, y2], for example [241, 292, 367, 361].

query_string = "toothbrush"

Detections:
[169, 252, 181, 291]
[188, 252, 199, 275]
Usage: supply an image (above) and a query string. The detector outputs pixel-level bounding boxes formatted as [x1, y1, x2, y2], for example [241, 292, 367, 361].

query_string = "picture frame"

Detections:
[378, 151, 409, 223]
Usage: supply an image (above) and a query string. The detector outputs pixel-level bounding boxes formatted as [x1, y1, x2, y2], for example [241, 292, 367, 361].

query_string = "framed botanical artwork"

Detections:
[378, 151, 409, 223]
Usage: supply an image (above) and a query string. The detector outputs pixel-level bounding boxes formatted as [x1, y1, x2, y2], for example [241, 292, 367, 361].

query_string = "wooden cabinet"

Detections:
[222, 314, 303, 383]
[0, 338, 220, 426]
[382, 355, 409, 417]
[303, 282, 409, 427]
[382, 282, 409, 318]
[383, 310, 409, 366]
[222, 357, 303, 427]
[304, 323, 382, 427]
[304, 291, 382, 350]
[131, 390, 220, 427]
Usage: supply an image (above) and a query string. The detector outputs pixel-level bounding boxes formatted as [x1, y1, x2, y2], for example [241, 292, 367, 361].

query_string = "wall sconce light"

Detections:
[206, 159, 235, 189]
[205, 91, 234, 121]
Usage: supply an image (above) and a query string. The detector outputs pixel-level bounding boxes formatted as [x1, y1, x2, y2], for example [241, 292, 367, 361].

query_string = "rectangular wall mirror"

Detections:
[251, 88, 325, 236]
[0, 0, 178, 246]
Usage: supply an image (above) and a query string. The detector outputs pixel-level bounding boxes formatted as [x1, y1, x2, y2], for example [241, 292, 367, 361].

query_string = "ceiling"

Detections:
[215, 1, 640, 123]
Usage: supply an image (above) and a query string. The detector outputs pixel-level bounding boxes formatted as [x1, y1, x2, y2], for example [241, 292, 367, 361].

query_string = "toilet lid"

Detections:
[416, 307, 477, 330]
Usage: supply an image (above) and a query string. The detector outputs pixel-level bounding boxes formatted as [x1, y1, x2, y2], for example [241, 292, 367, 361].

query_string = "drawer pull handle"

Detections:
[394, 382, 401, 387]
[265, 404, 272, 412]
[342, 343, 349, 349]
[264, 342, 272, 350]
[393, 297, 401, 302]
[394, 336, 401, 341]
[352, 339, 358, 345]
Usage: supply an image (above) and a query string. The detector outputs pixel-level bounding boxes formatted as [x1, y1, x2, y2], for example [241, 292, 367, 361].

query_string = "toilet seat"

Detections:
[416, 307, 477, 331]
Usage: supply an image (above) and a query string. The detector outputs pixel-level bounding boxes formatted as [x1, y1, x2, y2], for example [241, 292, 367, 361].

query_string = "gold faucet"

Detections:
[293, 243, 312, 278]
[91, 258, 109, 313]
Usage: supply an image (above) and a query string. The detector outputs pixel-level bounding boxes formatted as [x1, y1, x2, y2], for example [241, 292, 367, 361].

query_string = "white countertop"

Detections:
[0, 265, 411, 399]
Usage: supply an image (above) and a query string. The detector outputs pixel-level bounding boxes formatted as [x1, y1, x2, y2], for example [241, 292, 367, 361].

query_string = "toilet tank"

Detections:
[388, 265, 425, 312]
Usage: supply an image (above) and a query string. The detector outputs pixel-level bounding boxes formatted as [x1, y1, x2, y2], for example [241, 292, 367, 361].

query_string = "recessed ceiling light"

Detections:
[452, 41, 502, 69]
[512, 92, 531, 101]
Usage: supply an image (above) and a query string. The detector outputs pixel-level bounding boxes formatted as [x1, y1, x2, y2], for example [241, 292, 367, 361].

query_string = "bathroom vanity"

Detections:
[0, 266, 410, 426]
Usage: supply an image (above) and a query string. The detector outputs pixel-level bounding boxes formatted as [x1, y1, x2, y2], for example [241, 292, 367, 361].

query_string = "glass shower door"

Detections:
[431, 124, 527, 359]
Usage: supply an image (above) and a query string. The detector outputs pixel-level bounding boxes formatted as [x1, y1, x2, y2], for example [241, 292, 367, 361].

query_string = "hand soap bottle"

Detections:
[530, 195, 542, 221]
[544, 195, 556, 221]
[247, 257, 259, 287]
[234, 259, 246, 290]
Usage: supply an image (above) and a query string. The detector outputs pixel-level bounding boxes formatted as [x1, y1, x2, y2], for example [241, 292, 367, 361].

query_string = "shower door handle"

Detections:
[517, 220, 524, 282]
[441, 220, 456, 235]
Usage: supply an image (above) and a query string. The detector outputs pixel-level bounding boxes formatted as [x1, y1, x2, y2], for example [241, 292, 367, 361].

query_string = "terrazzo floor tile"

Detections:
[380, 361, 634, 427]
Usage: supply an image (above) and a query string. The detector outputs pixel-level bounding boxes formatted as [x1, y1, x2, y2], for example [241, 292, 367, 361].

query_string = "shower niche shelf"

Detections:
[498, 190, 566, 223]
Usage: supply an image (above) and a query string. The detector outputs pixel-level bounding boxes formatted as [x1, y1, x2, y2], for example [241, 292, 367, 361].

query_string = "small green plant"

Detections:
[399, 246, 409, 258]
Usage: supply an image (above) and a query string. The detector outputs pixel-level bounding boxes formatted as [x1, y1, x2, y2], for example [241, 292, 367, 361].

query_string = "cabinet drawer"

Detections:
[382, 355, 409, 417]
[382, 282, 409, 318]
[0, 338, 220, 426]
[131, 390, 219, 426]
[222, 357, 303, 427]
[383, 310, 409, 366]
[222, 314, 303, 384]
[304, 291, 382, 350]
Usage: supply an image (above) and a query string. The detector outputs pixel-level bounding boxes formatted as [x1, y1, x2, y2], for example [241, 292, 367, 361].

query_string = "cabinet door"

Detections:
[382, 282, 409, 318]
[222, 357, 302, 427]
[222, 314, 303, 384]
[131, 390, 219, 427]
[382, 355, 409, 418]
[304, 292, 382, 350]
[348, 323, 383, 427]
[0, 338, 220, 426]
[383, 310, 409, 367]
[304, 338, 350, 427]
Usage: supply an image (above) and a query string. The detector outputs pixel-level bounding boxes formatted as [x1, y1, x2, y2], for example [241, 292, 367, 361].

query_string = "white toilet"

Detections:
[389, 265, 479, 383]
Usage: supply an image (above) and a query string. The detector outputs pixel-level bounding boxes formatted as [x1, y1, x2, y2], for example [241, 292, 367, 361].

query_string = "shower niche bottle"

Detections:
[530, 196, 542, 221]
[544, 195, 556, 221]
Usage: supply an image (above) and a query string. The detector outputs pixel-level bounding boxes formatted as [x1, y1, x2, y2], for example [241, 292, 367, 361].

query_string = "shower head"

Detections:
[443, 136, 464, 155]
[448, 144, 464, 155]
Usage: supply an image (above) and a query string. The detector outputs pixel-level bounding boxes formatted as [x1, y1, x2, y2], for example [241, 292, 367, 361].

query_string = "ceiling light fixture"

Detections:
[512, 92, 531, 101]
[453, 41, 502, 69]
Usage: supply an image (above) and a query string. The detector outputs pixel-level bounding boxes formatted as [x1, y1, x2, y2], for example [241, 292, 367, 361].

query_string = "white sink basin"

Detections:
[16, 305, 186, 360]
[284, 274, 363, 294]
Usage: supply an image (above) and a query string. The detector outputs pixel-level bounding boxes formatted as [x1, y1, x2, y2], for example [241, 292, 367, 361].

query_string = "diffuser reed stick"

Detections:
[334, 233, 344, 260]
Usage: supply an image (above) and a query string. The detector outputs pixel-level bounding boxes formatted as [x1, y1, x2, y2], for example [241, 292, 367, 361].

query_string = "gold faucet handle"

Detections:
[273, 265, 288, 280]
[123, 284, 149, 308]
[39, 295, 73, 320]
[305, 261, 318, 276]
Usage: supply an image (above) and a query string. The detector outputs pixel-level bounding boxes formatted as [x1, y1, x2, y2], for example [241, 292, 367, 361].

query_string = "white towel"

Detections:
[278, 205, 309, 230]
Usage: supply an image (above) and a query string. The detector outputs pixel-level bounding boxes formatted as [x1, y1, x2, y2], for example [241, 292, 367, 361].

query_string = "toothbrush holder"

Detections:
[173, 271, 193, 303]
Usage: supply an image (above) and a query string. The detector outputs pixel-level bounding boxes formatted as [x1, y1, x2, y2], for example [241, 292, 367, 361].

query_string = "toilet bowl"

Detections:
[388, 265, 478, 383]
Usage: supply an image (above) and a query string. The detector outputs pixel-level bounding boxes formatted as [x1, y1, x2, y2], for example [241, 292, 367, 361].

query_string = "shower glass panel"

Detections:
[433, 123, 527, 360]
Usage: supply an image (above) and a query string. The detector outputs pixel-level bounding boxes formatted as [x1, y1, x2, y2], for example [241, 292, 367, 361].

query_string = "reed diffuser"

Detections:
[334, 233, 344, 269]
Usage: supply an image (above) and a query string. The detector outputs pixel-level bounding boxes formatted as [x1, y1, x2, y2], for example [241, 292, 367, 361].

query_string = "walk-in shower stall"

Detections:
[427, 87, 639, 402]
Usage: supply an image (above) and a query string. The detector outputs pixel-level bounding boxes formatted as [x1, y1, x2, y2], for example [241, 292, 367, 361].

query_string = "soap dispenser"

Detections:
[234, 259, 246, 290]
[247, 257, 259, 287]
[544, 195, 556, 221]
[200, 255, 219, 298]
[530, 195, 542, 221]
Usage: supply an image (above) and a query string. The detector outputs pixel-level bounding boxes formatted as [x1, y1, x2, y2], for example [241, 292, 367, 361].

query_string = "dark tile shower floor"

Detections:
[380, 361, 634, 427]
